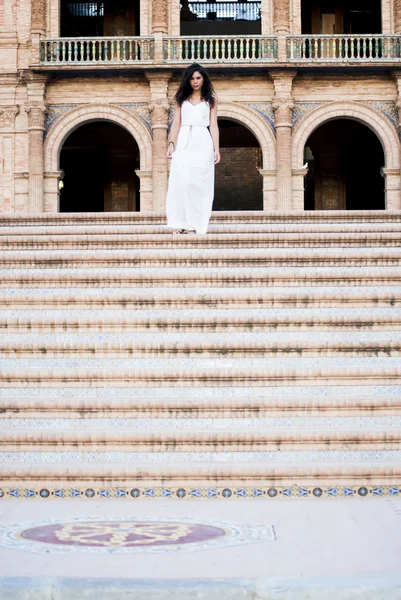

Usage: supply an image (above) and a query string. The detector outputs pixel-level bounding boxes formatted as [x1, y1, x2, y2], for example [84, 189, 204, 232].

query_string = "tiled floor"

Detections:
[0, 498, 400, 598]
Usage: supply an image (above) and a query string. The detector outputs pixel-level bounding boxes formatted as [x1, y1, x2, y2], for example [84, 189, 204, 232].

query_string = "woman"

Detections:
[166, 63, 220, 235]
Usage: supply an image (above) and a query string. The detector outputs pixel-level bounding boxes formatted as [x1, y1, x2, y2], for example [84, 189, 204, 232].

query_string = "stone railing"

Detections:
[38, 34, 401, 67]
[163, 35, 277, 63]
[287, 35, 401, 62]
[186, 1, 261, 21]
[40, 36, 154, 65]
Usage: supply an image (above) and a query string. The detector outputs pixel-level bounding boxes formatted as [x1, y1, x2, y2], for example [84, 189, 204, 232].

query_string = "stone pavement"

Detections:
[0, 498, 400, 599]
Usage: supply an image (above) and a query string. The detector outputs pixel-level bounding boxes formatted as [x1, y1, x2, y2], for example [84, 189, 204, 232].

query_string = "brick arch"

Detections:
[217, 102, 276, 170]
[292, 101, 399, 170]
[44, 104, 152, 172]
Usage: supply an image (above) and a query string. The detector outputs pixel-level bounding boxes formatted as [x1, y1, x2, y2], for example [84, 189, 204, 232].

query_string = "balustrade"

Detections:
[40, 36, 154, 64]
[164, 35, 277, 62]
[287, 35, 401, 62]
[37, 34, 401, 67]
[186, 1, 261, 21]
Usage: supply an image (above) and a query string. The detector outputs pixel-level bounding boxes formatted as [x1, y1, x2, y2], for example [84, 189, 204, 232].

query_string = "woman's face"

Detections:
[190, 71, 203, 92]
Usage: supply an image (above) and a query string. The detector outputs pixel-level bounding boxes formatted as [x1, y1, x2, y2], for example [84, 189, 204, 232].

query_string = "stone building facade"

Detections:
[1, 0, 401, 213]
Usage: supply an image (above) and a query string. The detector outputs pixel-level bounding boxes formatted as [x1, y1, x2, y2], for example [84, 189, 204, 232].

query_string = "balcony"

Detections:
[39, 36, 154, 67]
[163, 35, 277, 63]
[36, 34, 401, 70]
[287, 35, 401, 63]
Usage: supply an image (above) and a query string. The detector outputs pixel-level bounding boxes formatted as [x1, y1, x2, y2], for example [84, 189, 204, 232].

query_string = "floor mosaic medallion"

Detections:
[0, 516, 275, 554]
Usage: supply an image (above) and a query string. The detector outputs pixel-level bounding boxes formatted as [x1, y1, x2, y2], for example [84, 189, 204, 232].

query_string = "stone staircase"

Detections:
[1, 211, 401, 499]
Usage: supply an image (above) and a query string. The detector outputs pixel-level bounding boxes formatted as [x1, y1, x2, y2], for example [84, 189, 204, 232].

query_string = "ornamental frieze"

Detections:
[365, 101, 400, 139]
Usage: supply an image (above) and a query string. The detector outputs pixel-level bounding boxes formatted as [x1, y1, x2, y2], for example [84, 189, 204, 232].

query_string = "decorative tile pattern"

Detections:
[0, 515, 275, 554]
[0, 485, 397, 501]
[242, 102, 276, 135]
[292, 103, 322, 128]
[116, 103, 152, 134]
[44, 105, 76, 137]
[366, 101, 400, 139]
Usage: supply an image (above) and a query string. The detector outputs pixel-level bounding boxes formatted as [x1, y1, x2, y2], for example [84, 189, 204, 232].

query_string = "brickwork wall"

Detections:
[214, 148, 263, 211]
[0, 0, 401, 212]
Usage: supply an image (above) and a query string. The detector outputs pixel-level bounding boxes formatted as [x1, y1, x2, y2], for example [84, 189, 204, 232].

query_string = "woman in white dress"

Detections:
[166, 63, 220, 235]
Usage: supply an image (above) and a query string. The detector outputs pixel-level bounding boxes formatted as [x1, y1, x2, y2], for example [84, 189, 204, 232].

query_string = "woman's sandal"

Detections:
[172, 229, 184, 235]
[183, 229, 196, 234]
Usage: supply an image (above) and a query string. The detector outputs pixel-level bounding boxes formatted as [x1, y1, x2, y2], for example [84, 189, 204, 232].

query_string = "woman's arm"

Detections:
[209, 99, 220, 165]
[167, 103, 181, 159]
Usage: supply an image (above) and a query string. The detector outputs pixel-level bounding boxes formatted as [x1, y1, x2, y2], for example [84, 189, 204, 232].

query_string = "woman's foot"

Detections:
[172, 229, 184, 234]
[183, 229, 196, 234]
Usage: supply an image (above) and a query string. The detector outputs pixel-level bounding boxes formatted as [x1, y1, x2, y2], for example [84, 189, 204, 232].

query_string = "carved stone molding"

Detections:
[272, 99, 294, 127]
[25, 104, 47, 130]
[149, 101, 170, 129]
[0, 106, 19, 129]
[31, 0, 46, 33]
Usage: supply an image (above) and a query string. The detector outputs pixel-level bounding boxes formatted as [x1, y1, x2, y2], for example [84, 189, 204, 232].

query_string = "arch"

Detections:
[218, 102, 276, 170]
[292, 101, 400, 171]
[44, 104, 152, 173]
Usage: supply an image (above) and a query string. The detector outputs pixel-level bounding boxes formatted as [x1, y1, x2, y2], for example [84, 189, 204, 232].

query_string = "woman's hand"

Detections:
[167, 142, 175, 159]
[214, 149, 221, 164]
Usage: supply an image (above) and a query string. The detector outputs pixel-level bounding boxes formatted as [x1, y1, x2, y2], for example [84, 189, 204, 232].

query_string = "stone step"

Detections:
[2, 416, 401, 430]
[1, 287, 400, 309]
[1, 210, 401, 227]
[2, 222, 401, 236]
[2, 334, 400, 357]
[3, 248, 401, 268]
[3, 232, 401, 250]
[2, 267, 401, 288]
[1, 461, 400, 487]
[2, 394, 401, 417]
[1, 428, 401, 451]
[0, 366, 400, 387]
[1, 308, 399, 331]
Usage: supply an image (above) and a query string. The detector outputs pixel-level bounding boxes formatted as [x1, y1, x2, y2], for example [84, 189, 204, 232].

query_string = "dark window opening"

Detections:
[304, 119, 385, 211]
[181, 0, 261, 35]
[214, 119, 263, 211]
[60, 121, 140, 213]
[60, 0, 140, 37]
[301, 0, 381, 34]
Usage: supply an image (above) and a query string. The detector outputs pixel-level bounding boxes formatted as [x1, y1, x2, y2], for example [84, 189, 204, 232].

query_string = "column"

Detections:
[258, 169, 277, 210]
[151, 0, 169, 62]
[146, 71, 172, 212]
[395, 0, 401, 33]
[0, 106, 19, 213]
[44, 170, 63, 212]
[25, 104, 46, 212]
[273, 0, 290, 60]
[391, 70, 401, 209]
[30, 0, 47, 64]
[135, 170, 153, 211]
[270, 70, 296, 211]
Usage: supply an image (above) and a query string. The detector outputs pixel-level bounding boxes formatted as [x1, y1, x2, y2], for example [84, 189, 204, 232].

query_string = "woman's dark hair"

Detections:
[174, 63, 216, 108]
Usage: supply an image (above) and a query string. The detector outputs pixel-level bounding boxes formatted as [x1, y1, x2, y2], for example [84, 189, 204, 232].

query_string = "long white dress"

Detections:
[166, 100, 215, 235]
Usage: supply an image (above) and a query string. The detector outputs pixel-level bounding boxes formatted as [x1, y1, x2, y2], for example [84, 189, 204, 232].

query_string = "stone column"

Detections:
[152, 0, 168, 63]
[395, 0, 401, 33]
[135, 170, 153, 211]
[258, 169, 277, 210]
[30, 0, 47, 65]
[391, 70, 401, 209]
[292, 166, 309, 211]
[44, 170, 63, 212]
[25, 104, 46, 212]
[273, 0, 290, 60]
[271, 70, 296, 211]
[146, 71, 172, 212]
